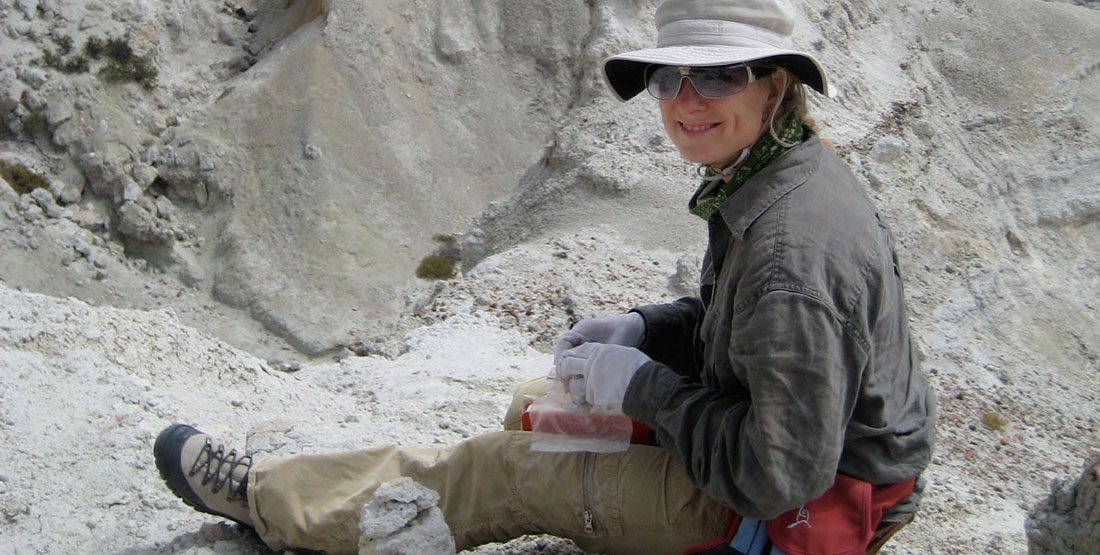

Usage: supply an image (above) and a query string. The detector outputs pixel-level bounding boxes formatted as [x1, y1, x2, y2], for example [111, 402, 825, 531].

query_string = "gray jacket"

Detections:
[623, 133, 936, 521]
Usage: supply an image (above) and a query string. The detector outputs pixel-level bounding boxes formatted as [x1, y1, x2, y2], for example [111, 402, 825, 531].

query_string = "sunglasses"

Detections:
[644, 64, 776, 100]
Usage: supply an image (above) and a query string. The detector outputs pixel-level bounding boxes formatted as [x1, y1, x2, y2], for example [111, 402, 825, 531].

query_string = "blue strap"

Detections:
[729, 518, 769, 555]
[728, 518, 791, 555]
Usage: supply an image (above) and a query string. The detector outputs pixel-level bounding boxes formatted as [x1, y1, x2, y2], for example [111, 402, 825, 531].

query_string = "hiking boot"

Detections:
[154, 423, 254, 527]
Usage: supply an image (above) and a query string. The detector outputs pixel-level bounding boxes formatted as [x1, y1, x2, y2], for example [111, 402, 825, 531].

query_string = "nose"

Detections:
[674, 77, 707, 110]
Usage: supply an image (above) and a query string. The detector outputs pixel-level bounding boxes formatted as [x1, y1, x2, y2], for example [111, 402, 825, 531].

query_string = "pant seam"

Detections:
[247, 457, 284, 550]
[505, 433, 537, 531]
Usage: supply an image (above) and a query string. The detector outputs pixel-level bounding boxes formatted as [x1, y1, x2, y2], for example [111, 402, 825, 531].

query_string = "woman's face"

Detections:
[659, 73, 780, 167]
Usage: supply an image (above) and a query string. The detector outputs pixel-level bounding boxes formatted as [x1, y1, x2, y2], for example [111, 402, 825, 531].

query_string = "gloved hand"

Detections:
[552, 312, 645, 367]
[554, 343, 652, 411]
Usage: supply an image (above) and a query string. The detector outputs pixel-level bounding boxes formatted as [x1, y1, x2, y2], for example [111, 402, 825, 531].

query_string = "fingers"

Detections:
[554, 343, 651, 411]
[557, 344, 597, 405]
[551, 314, 645, 368]
[557, 342, 595, 379]
[551, 330, 585, 366]
[550, 341, 593, 394]
[551, 315, 621, 364]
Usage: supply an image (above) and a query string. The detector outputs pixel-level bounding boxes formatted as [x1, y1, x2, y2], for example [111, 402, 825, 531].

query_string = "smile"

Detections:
[681, 122, 718, 133]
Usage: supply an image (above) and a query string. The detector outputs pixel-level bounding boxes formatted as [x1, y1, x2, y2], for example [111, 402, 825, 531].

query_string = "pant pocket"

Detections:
[612, 444, 725, 532]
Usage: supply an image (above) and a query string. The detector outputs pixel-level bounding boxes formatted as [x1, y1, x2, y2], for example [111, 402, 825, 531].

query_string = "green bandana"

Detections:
[688, 111, 806, 220]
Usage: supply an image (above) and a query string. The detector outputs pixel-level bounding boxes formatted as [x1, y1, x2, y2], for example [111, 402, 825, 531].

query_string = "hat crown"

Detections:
[655, 0, 796, 40]
[600, 0, 834, 101]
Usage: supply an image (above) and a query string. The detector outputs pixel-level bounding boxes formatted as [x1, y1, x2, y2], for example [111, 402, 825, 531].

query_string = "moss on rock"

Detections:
[0, 161, 50, 194]
[416, 255, 456, 280]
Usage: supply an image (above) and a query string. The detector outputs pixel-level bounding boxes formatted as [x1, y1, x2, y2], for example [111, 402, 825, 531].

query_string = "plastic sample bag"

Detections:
[525, 377, 634, 453]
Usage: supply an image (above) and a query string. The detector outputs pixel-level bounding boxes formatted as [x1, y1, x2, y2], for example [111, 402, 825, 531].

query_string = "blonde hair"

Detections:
[778, 68, 822, 129]
[766, 67, 828, 145]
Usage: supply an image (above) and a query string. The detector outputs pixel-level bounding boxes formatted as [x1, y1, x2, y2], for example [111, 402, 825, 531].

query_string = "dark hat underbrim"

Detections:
[602, 47, 833, 102]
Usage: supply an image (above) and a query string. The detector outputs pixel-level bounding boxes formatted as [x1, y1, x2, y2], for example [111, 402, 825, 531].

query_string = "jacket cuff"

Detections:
[622, 360, 681, 425]
[631, 297, 702, 360]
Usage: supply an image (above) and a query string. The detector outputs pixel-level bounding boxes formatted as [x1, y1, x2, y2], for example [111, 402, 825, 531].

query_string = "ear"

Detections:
[767, 69, 788, 102]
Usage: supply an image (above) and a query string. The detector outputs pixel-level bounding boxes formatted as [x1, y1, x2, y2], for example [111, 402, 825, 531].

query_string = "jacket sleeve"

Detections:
[631, 296, 704, 380]
[622, 289, 868, 520]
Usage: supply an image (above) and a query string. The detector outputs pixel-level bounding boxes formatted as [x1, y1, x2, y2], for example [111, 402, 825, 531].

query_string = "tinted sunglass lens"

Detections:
[693, 65, 751, 98]
[645, 65, 684, 100]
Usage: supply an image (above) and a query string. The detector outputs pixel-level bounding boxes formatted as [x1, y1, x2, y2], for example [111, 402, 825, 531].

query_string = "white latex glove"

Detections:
[552, 312, 645, 367]
[555, 343, 652, 411]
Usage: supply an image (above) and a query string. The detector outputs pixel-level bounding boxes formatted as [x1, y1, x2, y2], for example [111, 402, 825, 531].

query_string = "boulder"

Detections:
[358, 478, 455, 555]
[1026, 450, 1100, 554]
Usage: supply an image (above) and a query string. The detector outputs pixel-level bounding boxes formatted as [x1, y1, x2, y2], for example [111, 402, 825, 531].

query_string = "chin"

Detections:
[675, 149, 713, 165]
[674, 145, 735, 167]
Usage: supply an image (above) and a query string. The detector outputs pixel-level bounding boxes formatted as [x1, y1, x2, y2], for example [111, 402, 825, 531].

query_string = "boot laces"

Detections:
[189, 438, 251, 506]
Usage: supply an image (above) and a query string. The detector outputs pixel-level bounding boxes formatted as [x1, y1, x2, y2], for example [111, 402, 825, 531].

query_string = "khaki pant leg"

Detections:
[571, 441, 728, 553]
[503, 377, 547, 431]
[247, 430, 726, 555]
[248, 432, 522, 554]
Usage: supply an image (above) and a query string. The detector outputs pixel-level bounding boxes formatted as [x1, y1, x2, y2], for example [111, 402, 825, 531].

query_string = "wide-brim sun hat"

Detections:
[602, 0, 835, 101]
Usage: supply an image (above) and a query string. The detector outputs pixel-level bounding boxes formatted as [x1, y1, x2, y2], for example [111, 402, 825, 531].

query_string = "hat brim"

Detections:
[602, 45, 834, 102]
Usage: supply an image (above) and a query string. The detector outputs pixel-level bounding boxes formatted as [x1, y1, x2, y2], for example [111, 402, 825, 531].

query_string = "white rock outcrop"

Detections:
[1026, 451, 1100, 554]
[359, 478, 456, 555]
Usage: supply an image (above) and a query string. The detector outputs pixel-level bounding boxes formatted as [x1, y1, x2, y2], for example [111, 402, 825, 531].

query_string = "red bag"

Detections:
[683, 476, 915, 555]
[765, 475, 914, 555]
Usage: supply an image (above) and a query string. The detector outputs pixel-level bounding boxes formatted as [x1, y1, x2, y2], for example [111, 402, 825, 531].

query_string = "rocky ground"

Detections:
[1, 0, 1099, 553]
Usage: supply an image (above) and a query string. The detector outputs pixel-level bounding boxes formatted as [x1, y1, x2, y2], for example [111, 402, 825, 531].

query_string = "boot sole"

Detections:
[154, 423, 250, 527]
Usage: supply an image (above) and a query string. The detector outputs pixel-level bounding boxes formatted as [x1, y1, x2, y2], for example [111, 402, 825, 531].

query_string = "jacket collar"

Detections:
[715, 133, 822, 238]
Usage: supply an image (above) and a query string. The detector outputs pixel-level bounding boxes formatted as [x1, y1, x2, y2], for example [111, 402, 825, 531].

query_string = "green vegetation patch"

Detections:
[91, 36, 158, 89]
[416, 255, 456, 280]
[23, 111, 49, 136]
[38, 34, 157, 89]
[0, 160, 50, 194]
[83, 36, 106, 59]
[99, 56, 157, 88]
[103, 38, 136, 63]
[415, 234, 463, 280]
[53, 35, 74, 55]
[62, 55, 90, 74]
[40, 35, 86, 74]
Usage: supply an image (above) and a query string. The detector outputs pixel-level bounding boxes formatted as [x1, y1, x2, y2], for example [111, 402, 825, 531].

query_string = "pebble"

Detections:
[73, 237, 93, 257]
[303, 143, 322, 159]
[870, 136, 908, 164]
[20, 203, 44, 222]
[99, 492, 129, 507]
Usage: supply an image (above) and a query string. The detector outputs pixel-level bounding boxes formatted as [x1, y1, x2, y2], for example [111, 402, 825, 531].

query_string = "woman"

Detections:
[154, 1, 935, 553]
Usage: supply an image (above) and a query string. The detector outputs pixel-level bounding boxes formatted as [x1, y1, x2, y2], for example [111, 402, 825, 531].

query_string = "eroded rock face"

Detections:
[1, 0, 1099, 406]
[1, 0, 647, 357]
[1026, 451, 1100, 554]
